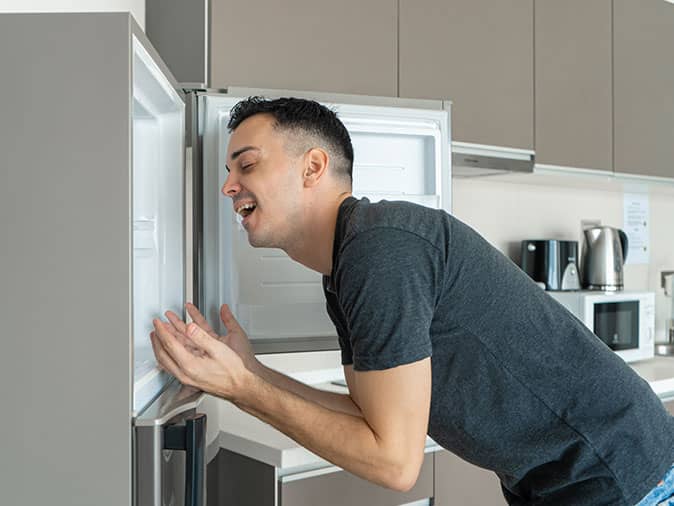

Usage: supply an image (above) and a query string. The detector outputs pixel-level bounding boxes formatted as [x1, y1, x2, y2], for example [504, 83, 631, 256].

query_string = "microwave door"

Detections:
[593, 300, 640, 351]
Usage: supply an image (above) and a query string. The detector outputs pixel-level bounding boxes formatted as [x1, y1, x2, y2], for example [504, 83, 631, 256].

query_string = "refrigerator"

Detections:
[0, 12, 451, 506]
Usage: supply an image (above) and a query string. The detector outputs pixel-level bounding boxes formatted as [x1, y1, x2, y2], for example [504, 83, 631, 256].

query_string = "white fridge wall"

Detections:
[132, 37, 185, 414]
[201, 95, 450, 340]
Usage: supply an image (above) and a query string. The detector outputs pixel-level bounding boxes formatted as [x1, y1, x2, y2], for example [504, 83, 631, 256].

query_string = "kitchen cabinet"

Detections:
[613, 0, 674, 178]
[433, 450, 506, 506]
[535, 0, 613, 171]
[207, 449, 435, 506]
[208, 0, 398, 96]
[399, 0, 534, 150]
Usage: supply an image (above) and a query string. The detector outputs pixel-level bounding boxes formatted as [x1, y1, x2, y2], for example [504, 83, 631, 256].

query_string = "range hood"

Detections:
[452, 141, 535, 177]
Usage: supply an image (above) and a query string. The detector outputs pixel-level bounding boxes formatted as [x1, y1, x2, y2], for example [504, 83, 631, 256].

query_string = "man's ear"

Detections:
[303, 148, 330, 188]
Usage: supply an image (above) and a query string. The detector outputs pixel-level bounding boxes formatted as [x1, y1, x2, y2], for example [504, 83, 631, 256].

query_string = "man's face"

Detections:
[223, 113, 305, 249]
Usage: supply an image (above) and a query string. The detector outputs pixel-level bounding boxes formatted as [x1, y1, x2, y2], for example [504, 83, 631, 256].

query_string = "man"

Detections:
[151, 97, 674, 505]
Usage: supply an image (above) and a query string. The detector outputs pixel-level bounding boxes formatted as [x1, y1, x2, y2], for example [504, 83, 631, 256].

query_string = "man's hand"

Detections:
[150, 314, 251, 401]
[164, 303, 261, 374]
[188, 303, 261, 374]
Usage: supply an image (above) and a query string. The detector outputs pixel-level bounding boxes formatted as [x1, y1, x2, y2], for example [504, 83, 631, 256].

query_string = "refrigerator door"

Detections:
[135, 381, 207, 506]
[131, 34, 186, 415]
[196, 90, 450, 351]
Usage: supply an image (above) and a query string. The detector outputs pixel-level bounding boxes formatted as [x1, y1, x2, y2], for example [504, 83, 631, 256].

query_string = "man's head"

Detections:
[223, 97, 354, 250]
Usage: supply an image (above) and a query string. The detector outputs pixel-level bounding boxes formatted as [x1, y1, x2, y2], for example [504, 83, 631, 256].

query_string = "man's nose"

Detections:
[222, 172, 241, 197]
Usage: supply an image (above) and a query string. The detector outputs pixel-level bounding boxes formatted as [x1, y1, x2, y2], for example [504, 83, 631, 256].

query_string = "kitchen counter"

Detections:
[630, 355, 674, 399]
[200, 356, 674, 473]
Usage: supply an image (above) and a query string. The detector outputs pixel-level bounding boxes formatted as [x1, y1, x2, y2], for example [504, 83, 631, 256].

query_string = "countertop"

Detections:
[629, 355, 674, 398]
[201, 356, 674, 475]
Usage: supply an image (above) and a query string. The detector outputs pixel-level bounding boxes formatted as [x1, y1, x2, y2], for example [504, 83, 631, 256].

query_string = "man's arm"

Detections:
[237, 358, 431, 492]
[253, 362, 363, 417]
[151, 320, 431, 491]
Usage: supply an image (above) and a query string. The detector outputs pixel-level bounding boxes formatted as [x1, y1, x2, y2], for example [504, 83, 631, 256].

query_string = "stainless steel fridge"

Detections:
[0, 12, 451, 506]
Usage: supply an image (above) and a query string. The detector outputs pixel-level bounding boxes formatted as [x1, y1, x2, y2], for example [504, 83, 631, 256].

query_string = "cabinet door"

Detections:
[399, 0, 534, 150]
[535, 0, 612, 171]
[614, 0, 674, 178]
[434, 451, 506, 506]
[209, 0, 397, 96]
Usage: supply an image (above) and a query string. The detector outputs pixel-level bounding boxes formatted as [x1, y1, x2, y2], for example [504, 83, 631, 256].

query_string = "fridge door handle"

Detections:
[163, 413, 207, 506]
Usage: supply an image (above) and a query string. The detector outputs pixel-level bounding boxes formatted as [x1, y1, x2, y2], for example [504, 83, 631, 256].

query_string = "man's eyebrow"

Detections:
[230, 146, 260, 161]
[225, 146, 260, 173]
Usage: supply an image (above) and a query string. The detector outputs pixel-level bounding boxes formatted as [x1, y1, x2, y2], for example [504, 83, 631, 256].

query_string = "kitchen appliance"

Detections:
[655, 271, 674, 356]
[520, 239, 581, 291]
[581, 226, 629, 291]
[0, 12, 451, 506]
[549, 291, 655, 363]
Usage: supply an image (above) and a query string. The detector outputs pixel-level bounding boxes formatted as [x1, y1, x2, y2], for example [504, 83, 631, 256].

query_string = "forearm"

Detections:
[254, 361, 362, 417]
[233, 371, 416, 491]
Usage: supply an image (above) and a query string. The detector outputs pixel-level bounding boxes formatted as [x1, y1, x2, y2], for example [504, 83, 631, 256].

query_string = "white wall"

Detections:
[452, 175, 674, 341]
[0, 0, 144, 28]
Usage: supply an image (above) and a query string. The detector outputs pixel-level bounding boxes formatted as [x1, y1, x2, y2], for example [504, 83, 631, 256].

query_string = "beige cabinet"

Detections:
[207, 449, 434, 506]
[399, 0, 534, 150]
[209, 0, 398, 96]
[614, 0, 674, 178]
[433, 450, 506, 506]
[535, 0, 613, 171]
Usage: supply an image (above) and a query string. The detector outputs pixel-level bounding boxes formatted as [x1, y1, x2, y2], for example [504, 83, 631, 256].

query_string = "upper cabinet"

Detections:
[535, 1, 613, 171]
[209, 0, 398, 96]
[399, 0, 534, 150]
[613, 0, 674, 178]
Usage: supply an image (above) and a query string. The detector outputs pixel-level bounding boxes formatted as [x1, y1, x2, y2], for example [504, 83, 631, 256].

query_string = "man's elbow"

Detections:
[382, 459, 422, 493]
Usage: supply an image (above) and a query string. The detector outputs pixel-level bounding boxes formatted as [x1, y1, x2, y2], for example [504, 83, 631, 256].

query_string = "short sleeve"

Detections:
[334, 227, 438, 371]
[323, 276, 353, 365]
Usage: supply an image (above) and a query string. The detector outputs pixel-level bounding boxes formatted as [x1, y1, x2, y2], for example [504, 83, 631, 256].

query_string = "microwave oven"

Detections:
[549, 291, 655, 363]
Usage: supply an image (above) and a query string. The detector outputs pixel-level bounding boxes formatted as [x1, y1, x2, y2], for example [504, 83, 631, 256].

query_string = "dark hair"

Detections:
[227, 96, 354, 183]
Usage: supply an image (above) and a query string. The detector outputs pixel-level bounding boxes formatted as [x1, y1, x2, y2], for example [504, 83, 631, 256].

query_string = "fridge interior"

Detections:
[132, 36, 185, 415]
[199, 94, 450, 342]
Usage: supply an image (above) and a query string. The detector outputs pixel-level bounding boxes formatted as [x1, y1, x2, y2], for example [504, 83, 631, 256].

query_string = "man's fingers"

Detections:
[161, 314, 204, 356]
[186, 322, 221, 355]
[165, 310, 188, 334]
[220, 304, 244, 334]
[150, 331, 188, 384]
[153, 318, 197, 367]
[186, 303, 219, 338]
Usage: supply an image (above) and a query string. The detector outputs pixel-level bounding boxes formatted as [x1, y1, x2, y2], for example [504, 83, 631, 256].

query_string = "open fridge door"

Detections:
[130, 28, 213, 506]
[131, 34, 186, 415]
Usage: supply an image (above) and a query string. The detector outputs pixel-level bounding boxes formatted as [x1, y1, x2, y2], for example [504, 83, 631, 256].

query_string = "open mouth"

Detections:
[235, 202, 257, 220]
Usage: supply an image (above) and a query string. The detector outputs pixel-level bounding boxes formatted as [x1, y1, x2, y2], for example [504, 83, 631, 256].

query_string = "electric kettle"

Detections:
[581, 226, 629, 291]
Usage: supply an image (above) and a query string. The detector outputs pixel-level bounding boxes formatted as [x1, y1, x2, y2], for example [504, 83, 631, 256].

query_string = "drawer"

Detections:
[279, 453, 434, 506]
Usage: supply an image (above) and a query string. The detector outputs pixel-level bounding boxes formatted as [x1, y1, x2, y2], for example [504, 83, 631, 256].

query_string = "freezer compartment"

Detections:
[198, 92, 450, 347]
[132, 35, 186, 414]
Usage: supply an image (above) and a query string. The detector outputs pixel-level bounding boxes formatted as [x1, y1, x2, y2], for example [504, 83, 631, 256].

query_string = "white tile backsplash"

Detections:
[452, 176, 674, 341]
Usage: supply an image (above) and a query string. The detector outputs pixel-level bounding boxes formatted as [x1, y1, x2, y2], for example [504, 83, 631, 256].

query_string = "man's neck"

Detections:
[284, 191, 352, 276]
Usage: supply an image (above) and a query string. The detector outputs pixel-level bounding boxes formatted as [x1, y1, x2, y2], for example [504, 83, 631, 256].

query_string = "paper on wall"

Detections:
[623, 192, 650, 265]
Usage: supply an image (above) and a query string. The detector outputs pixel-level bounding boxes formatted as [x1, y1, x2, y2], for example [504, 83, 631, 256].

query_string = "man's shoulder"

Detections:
[341, 198, 452, 245]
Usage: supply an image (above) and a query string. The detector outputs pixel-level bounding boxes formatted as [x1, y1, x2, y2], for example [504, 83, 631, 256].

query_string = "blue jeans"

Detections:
[636, 464, 674, 506]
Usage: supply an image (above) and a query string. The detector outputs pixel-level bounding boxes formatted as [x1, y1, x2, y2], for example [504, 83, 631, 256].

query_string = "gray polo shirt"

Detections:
[323, 197, 674, 505]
